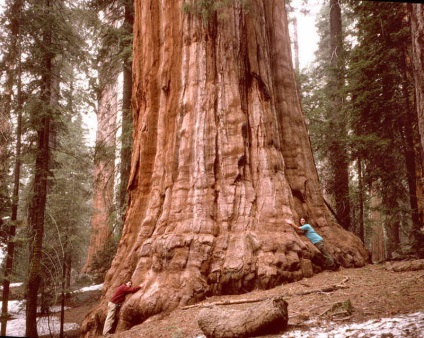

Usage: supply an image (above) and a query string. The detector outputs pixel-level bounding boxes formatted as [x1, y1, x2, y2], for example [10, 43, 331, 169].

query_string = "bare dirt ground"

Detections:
[63, 262, 424, 337]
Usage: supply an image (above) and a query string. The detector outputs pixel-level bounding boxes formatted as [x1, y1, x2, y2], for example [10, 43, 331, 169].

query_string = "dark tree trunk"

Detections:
[357, 157, 364, 242]
[25, 1, 54, 335]
[410, 3, 424, 257]
[25, 99, 50, 337]
[399, 63, 421, 256]
[0, 0, 23, 223]
[118, 0, 134, 236]
[327, 0, 351, 231]
[1, 74, 22, 338]
[1, 1, 23, 335]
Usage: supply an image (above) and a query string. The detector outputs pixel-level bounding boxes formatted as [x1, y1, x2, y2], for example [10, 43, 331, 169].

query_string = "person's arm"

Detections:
[128, 285, 141, 293]
[287, 220, 303, 234]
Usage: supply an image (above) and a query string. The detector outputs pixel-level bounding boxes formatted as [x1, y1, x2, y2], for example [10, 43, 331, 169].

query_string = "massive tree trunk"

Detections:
[81, 79, 118, 273]
[410, 3, 424, 257]
[292, 17, 300, 73]
[81, 6, 120, 273]
[82, 0, 368, 335]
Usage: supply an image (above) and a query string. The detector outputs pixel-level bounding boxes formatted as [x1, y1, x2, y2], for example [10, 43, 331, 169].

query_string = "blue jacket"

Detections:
[300, 224, 323, 244]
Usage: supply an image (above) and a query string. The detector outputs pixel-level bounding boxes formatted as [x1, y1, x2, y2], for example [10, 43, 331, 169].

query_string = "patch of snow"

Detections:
[283, 311, 424, 337]
[0, 282, 24, 290]
[74, 283, 103, 293]
[0, 283, 102, 336]
[6, 315, 79, 337]
[0, 300, 78, 337]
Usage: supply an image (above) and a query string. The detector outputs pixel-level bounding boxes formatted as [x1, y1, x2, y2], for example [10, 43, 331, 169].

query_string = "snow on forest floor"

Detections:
[0, 283, 103, 337]
[189, 312, 424, 338]
[281, 311, 424, 337]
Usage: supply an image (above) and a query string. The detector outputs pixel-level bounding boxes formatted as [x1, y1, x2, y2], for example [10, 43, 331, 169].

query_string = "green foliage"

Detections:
[300, 0, 420, 256]
[0, 0, 99, 310]
[12, 110, 94, 292]
[45, 112, 93, 270]
[90, 236, 118, 274]
[346, 1, 413, 191]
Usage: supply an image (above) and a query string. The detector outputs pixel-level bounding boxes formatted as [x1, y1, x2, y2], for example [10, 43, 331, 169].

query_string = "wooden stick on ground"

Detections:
[182, 277, 350, 310]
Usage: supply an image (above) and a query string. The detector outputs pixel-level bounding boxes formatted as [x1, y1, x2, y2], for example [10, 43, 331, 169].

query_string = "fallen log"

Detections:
[385, 259, 424, 272]
[197, 296, 288, 338]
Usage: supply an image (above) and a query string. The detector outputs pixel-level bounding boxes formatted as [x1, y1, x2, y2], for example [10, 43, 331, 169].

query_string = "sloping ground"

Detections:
[64, 262, 424, 337]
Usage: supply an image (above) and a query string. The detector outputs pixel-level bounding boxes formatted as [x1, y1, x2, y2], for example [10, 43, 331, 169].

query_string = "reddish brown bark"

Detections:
[81, 82, 118, 273]
[82, 1, 368, 335]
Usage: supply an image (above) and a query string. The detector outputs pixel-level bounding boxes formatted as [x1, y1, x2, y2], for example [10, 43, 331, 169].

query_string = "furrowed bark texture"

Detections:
[81, 79, 118, 273]
[82, 0, 368, 335]
[82, 6, 120, 273]
[411, 4, 424, 242]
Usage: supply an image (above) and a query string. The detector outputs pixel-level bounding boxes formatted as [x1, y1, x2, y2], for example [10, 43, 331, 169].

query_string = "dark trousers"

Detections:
[315, 241, 337, 269]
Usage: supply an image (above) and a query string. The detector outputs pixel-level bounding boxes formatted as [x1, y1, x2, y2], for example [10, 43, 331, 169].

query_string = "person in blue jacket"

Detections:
[289, 217, 338, 270]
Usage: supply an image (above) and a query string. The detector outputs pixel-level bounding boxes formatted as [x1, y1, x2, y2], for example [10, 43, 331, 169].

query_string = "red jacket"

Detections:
[110, 284, 141, 304]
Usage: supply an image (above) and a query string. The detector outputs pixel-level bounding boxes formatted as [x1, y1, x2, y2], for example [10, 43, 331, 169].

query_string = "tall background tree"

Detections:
[0, 0, 24, 335]
[82, 0, 368, 335]
[117, 0, 134, 237]
[82, 0, 135, 274]
[0, 0, 96, 335]
[81, 6, 119, 273]
[300, 0, 423, 262]
[409, 2, 424, 256]
[0, 0, 135, 332]
[327, 0, 350, 231]
[347, 1, 420, 260]
[25, 0, 56, 333]
[0, 0, 22, 227]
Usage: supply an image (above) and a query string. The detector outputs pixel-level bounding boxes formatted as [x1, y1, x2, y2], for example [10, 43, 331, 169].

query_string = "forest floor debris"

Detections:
[31, 261, 424, 337]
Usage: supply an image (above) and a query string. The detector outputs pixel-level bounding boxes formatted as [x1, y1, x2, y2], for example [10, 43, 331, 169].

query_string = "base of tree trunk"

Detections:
[197, 296, 288, 338]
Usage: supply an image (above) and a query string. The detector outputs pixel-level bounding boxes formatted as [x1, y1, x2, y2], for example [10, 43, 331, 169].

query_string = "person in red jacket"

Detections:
[103, 280, 141, 336]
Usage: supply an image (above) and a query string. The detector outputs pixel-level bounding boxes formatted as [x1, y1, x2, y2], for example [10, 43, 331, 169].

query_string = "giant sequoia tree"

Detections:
[82, 0, 368, 335]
